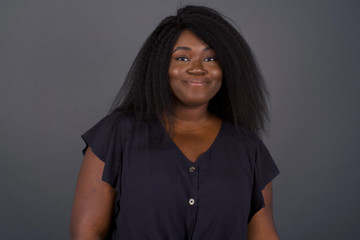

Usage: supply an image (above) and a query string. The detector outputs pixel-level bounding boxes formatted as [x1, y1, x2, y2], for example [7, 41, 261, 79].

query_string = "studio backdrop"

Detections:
[1, 0, 359, 239]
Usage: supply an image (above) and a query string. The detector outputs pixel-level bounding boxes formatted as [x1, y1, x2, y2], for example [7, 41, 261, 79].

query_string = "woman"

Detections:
[71, 5, 280, 240]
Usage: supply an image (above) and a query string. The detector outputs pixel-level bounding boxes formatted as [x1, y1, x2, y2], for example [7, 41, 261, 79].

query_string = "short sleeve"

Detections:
[81, 113, 122, 192]
[248, 139, 280, 223]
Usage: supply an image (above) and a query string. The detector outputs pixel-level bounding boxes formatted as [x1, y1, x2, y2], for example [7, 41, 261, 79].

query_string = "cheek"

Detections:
[212, 66, 223, 80]
[168, 65, 183, 93]
[168, 64, 181, 80]
[209, 68, 223, 98]
[212, 68, 223, 89]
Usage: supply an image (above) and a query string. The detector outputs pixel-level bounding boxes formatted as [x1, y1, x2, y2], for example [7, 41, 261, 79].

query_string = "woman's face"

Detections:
[168, 30, 222, 108]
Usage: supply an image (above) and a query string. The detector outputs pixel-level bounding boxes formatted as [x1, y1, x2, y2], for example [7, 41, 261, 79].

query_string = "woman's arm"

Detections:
[70, 148, 116, 240]
[247, 182, 280, 240]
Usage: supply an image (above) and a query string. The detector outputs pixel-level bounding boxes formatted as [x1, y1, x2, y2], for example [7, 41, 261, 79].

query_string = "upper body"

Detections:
[71, 111, 279, 240]
[71, 5, 280, 240]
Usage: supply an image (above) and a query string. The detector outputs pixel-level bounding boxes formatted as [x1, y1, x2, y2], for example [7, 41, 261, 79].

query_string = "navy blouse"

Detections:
[81, 112, 279, 240]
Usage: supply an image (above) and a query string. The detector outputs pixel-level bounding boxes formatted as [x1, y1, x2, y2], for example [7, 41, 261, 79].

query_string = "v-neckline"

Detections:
[158, 118, 225, 164]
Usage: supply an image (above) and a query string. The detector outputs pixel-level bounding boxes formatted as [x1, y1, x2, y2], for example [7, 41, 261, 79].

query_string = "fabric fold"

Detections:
[81, 113, 123, 192]
[248, 139, 280, 223]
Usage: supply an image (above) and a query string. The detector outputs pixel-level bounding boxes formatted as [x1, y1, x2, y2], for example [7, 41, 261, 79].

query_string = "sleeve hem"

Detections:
[259, 168, 280, 190]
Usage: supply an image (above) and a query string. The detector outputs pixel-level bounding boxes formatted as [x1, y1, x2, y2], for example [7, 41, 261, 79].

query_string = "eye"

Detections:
[175, 57, 190, 61]
[203, 57, 217, 62]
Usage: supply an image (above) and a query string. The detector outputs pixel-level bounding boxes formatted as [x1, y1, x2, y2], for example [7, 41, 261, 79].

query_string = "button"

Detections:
[189, 166, 196, 172]
[189, 198, 195, 206]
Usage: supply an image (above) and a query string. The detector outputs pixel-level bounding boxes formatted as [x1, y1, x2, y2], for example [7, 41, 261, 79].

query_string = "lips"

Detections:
[183, 79, 210, 87]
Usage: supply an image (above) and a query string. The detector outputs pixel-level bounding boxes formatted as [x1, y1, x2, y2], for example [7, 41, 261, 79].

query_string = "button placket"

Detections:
[187, 162, 199, 238]
[188, 164, 197, 207]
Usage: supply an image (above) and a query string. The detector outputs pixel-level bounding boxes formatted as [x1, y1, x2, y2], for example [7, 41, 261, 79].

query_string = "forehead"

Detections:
[173, 30, 209, 49]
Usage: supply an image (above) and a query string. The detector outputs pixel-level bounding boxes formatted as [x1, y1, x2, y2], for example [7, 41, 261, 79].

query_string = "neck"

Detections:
[172, 102, 211, 124]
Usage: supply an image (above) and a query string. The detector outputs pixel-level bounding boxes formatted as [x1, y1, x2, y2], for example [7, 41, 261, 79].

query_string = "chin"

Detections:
[180, 99, 210, 108]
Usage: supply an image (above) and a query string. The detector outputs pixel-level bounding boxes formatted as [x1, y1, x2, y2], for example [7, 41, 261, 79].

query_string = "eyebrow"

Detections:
[172, 46, 212, 53]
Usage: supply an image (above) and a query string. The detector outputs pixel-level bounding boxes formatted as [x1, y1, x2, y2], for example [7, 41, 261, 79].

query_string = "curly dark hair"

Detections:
[110, 5, 270, 138]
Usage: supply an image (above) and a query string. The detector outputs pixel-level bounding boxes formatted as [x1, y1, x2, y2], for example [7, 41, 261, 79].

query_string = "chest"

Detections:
[171, 130, 218, 163]
[116, 123, 254, 238]
[121, 133, 253, 206]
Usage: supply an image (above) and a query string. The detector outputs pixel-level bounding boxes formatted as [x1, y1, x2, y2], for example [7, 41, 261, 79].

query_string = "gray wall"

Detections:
[1, 0, 359, 239]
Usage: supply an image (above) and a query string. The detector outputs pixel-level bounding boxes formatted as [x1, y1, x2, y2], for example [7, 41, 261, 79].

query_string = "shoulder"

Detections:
[223, 120, 260, 147]
[82, 111, 136, 145]
[95, 111, 136, 132]
[97, 112, 163, 143]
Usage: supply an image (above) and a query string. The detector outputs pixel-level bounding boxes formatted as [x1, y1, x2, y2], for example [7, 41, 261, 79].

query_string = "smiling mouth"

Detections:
[183, 80, 210, 87]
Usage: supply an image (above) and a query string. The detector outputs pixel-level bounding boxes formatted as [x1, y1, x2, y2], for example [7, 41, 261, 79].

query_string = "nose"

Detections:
[186, 59, 207, 75]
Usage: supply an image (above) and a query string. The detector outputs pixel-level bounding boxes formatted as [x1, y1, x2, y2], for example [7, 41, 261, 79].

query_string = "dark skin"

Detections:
[70, 30, 279, 239]
[71, 148, 115, 240]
